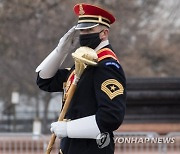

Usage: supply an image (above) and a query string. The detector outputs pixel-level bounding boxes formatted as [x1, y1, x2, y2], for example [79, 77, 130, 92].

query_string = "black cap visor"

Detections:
[75, 23, 99, 30]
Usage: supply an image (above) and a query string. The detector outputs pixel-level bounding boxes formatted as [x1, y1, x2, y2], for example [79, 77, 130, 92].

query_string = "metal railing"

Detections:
[0, 133, 59, 154]
[0, 132, 179, 154]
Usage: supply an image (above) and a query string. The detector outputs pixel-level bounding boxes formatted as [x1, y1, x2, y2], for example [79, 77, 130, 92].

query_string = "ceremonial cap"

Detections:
[74, 3, 115, 29]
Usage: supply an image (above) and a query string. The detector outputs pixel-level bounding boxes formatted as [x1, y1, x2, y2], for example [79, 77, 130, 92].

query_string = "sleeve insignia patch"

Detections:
[101, 79, 124, 100]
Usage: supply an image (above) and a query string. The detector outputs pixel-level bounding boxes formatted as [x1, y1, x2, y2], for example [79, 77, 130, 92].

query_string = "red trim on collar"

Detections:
[97, 48, 119, 63]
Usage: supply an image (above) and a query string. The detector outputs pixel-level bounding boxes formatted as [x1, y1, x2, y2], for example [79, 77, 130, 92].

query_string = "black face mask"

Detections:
[79, 31, 103, 49]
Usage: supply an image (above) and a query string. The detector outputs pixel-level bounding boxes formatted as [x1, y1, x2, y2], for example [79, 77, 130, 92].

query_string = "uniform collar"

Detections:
[95, 40, 109, 52]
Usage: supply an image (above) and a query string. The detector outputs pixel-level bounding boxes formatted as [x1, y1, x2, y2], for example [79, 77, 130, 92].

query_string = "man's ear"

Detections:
[100, 29, 109, 40]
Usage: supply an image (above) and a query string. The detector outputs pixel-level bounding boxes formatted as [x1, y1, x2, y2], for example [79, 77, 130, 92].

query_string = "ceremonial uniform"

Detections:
[36, 3, 126, 154]
[37, 45, 126, 154]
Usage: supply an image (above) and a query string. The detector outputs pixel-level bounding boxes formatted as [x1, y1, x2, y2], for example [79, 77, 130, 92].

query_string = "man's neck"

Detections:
[95, 40, 109, 52]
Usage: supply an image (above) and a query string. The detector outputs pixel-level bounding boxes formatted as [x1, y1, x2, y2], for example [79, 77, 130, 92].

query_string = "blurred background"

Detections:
[0, 0, 180, 153]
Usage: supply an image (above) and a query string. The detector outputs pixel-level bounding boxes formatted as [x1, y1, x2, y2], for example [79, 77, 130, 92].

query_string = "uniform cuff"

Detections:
[67, 115, 100, 139]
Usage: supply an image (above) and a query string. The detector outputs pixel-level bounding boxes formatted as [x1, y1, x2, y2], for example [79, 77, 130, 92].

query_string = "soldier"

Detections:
[36, 3, 126, 154]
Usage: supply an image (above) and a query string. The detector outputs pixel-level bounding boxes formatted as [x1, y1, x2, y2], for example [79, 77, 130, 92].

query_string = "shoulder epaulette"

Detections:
[97, 48, 120, 63]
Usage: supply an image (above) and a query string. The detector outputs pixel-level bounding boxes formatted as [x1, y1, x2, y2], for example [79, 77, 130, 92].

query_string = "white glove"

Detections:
[57, 26, 78, 53]
[50, 115, 100, 139]
[50, 121, 67, 138]
[36, 26, 78, 79]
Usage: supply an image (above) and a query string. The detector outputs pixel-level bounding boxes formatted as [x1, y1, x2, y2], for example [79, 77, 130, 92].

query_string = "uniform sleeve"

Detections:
[94, 60, 126, 132]
[36, 69, 69, 92]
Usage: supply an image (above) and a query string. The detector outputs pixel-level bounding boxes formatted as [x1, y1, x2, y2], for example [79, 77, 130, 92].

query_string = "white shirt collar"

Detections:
[95, 40, 109, 52]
